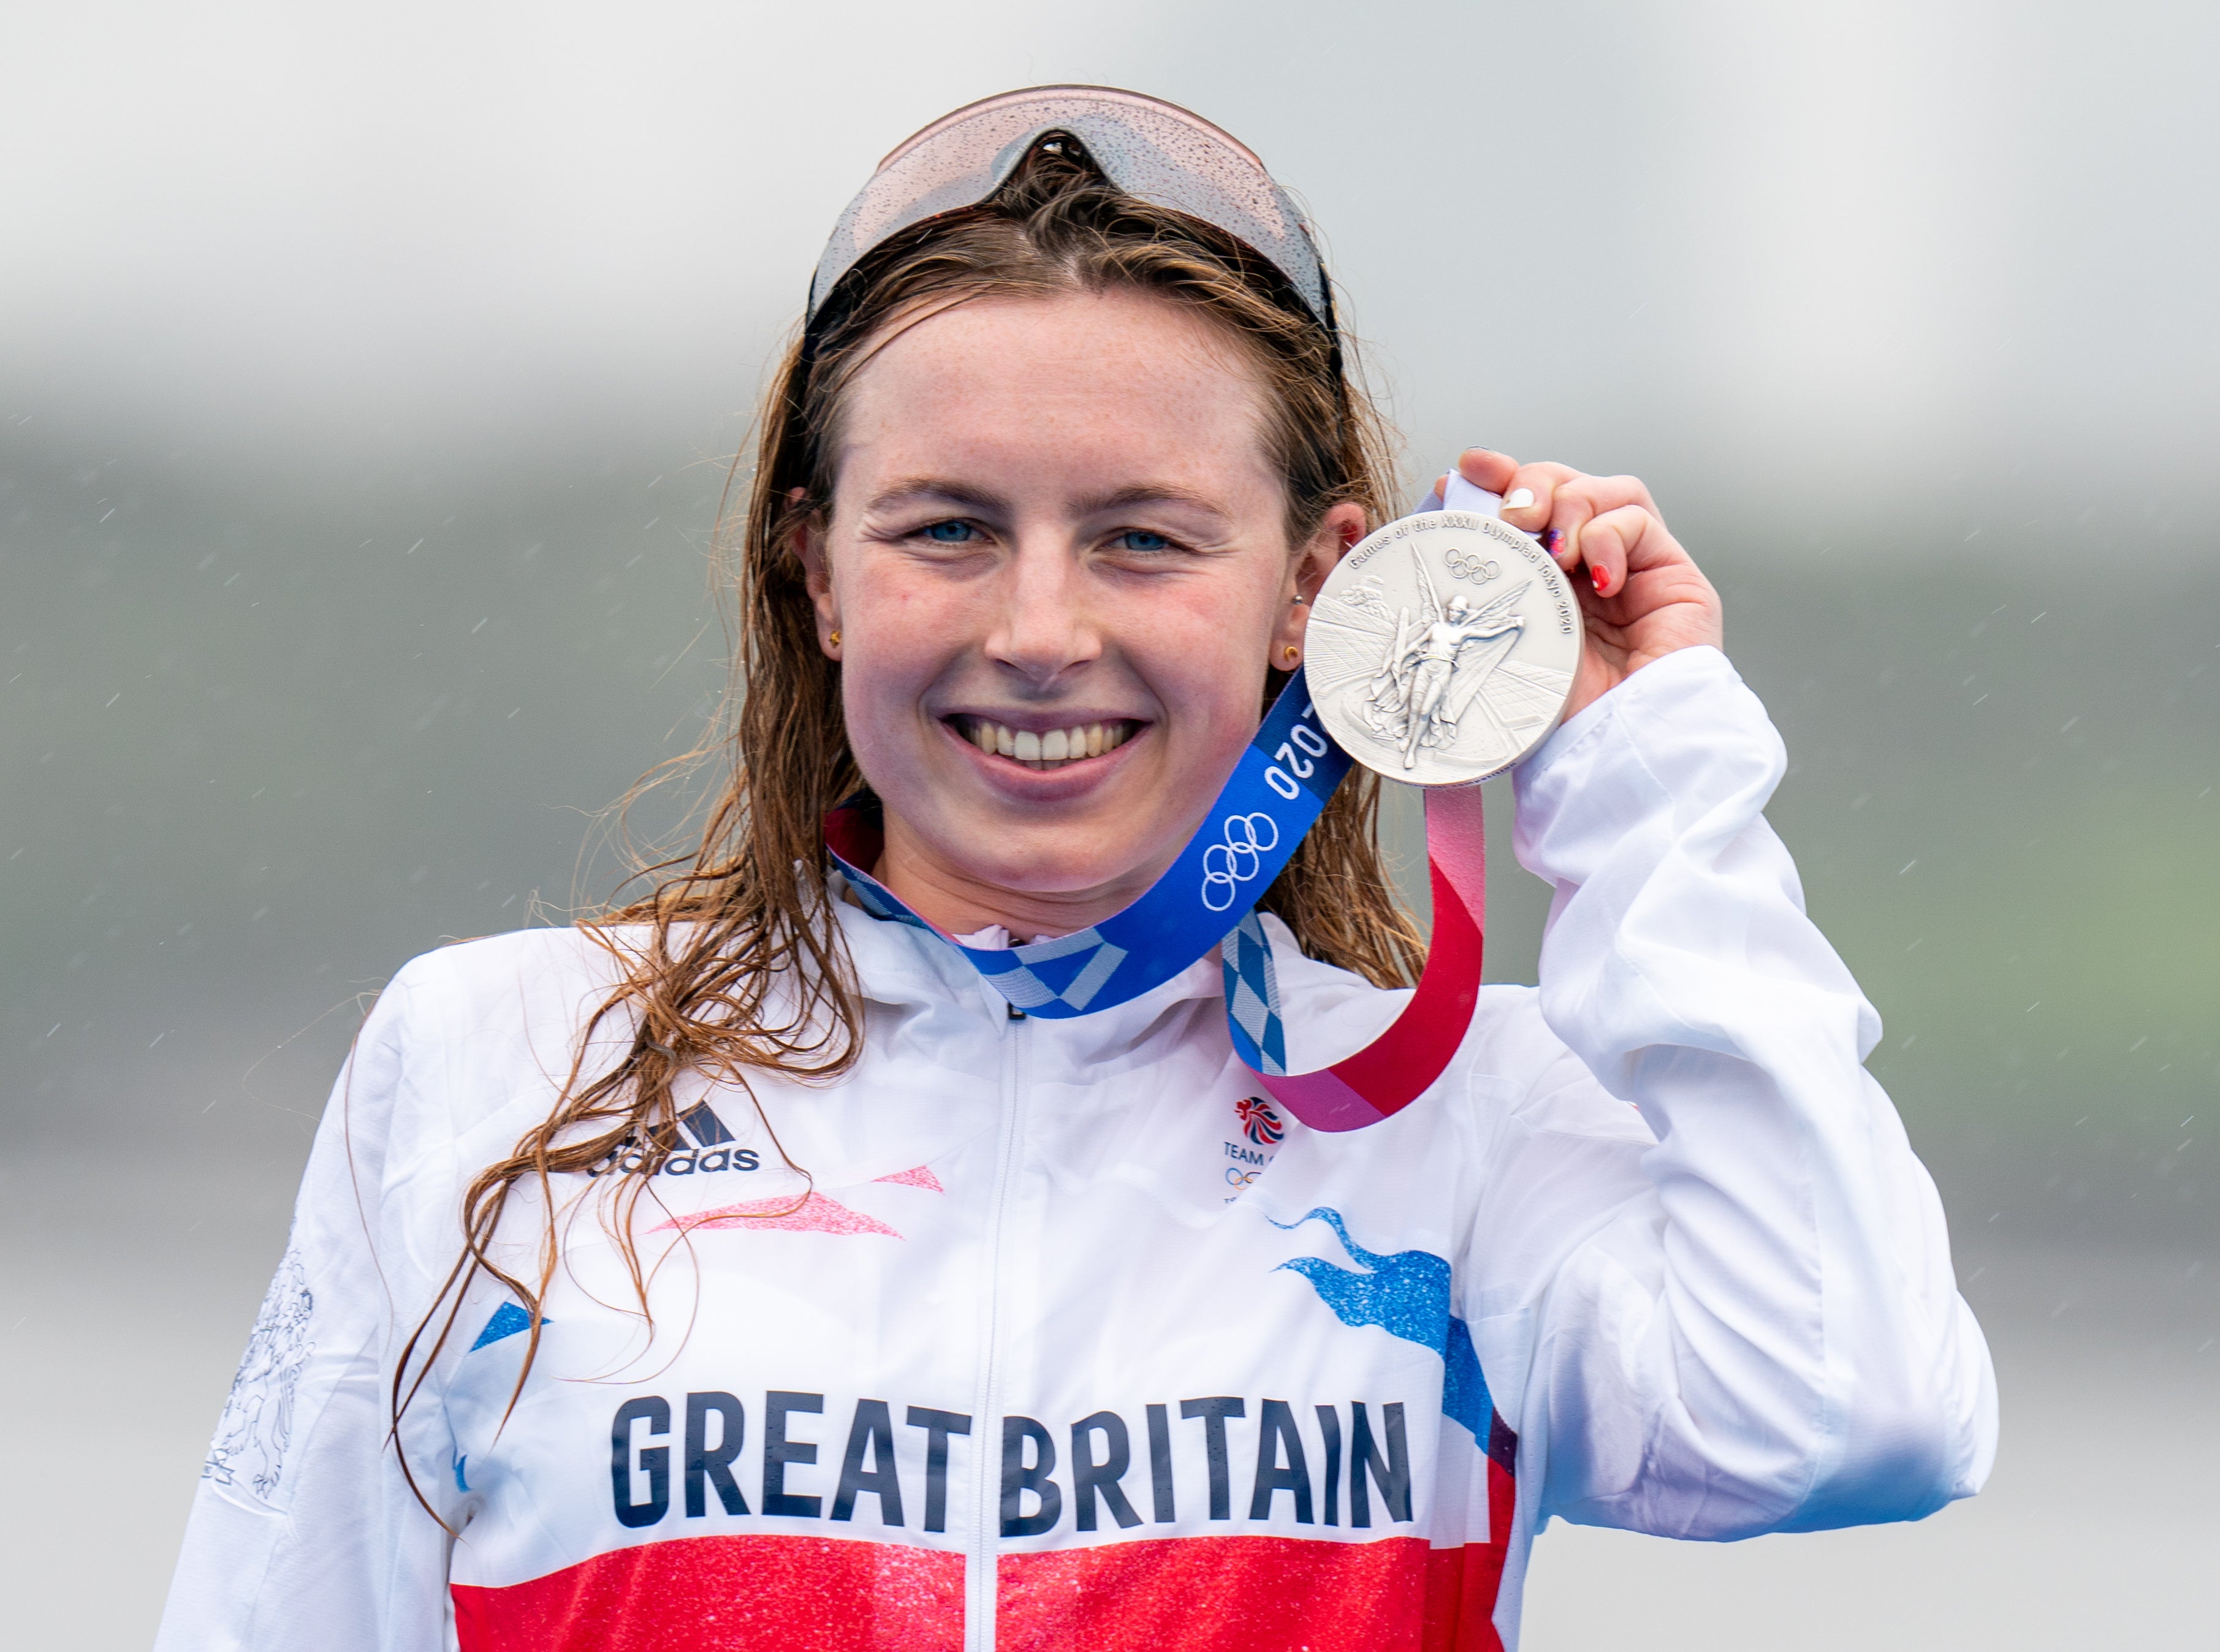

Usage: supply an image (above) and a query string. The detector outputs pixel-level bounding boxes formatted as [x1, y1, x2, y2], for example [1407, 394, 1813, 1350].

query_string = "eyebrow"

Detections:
[860, 477, 1231, 521]
[861, 477, 1011, 515]
[1070, 483, 1232, 521]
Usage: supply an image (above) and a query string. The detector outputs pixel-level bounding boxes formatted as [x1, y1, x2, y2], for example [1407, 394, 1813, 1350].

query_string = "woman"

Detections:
[158, 88, 1996, 1652]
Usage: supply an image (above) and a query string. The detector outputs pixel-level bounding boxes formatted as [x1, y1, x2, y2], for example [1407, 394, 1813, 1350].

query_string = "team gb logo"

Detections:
[1236, 1095, 1285, 1146]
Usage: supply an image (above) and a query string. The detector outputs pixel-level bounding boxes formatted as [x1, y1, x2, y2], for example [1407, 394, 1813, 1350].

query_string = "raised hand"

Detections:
[1445, 447, 1724, 722]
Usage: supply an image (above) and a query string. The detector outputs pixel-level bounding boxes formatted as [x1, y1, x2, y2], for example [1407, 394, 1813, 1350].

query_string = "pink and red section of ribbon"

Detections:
[1231, 787, 1484, 1134]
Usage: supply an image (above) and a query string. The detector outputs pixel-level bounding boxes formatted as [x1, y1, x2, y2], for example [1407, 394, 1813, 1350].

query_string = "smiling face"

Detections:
[799, 286, 1362, 939]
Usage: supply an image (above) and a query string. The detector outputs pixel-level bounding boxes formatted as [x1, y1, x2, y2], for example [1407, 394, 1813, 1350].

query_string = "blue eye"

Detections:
[1115, 529, 1173, 552]
[922, 520, 977, 544]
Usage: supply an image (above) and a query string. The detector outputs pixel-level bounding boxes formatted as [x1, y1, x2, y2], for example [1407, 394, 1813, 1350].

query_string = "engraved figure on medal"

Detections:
[1306, 512, 1583, 787]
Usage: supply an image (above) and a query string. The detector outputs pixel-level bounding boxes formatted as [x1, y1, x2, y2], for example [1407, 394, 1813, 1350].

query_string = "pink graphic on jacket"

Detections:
[658, 1166, 944, 1239]
[873, 1165, 945, 1192]
[658, 1194, 897, 1238]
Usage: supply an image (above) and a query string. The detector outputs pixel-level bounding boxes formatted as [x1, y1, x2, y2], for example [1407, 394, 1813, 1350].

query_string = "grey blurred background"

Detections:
[3, 0, 2214, 1645]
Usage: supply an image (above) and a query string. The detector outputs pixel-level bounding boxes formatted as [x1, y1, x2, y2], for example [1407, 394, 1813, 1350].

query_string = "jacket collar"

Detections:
[829, 873, 1227, 1048]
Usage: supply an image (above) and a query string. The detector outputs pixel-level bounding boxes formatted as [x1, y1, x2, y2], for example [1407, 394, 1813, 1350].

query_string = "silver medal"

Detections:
[1304, 511, 1584, 787]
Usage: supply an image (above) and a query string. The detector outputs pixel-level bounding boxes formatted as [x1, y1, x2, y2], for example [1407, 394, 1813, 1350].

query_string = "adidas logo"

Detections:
[586, 1102, 762, 1179]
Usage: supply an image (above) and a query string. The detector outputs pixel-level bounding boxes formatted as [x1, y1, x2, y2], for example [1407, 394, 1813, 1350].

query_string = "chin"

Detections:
[949, 813, 1161, 898]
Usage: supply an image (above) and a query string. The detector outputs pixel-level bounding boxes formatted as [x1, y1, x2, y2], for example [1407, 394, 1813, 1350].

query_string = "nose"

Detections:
[983, 533, 1103, 690]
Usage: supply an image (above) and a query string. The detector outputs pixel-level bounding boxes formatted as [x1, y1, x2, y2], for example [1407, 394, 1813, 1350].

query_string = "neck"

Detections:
[871, 813, 1176, 941]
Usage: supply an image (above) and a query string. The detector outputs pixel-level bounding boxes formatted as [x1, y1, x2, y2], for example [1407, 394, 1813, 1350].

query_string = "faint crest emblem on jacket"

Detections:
[203, 1246, 316, 1503]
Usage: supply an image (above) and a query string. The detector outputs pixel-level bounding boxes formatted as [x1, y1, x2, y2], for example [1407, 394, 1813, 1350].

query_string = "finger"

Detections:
[1556, 472, 1657, 521]
[1527, 472, 1660, 571]
[1491, 461, 1585, 542]
[1578, 502, 1678, 601]
[1453, 447, 1519, 495]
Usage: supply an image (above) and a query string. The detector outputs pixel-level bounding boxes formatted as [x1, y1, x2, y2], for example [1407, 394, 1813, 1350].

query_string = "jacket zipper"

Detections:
[966, 1004, 1027, 1652]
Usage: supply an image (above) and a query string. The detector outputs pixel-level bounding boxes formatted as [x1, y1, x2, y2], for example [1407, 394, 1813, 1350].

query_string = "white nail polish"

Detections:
[1503, 488, 1535, 510]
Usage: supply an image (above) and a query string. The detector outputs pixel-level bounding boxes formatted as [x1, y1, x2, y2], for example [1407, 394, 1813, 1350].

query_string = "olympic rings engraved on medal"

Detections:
[1442, 548, 1500, 584]
[1201, 812, 1282, 911]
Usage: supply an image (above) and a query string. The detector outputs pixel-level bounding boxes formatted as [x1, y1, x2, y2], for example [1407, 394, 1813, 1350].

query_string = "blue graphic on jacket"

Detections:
[469, 1300, 541, 1352]
[1274, 1207, 1491, 1444]
[454, 1302, 555, 1493]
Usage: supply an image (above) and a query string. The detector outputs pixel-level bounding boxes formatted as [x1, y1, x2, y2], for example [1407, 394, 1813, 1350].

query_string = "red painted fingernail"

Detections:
[1542, 529, 1562, 553]
[1592, 567, 1608, 593]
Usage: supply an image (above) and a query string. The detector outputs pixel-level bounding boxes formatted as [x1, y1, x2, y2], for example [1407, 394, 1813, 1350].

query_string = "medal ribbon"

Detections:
[826, 476, 1513, 1133]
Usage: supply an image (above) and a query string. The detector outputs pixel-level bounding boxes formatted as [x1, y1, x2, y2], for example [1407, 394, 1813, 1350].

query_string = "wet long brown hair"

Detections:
[392, 140, 1426, 1461]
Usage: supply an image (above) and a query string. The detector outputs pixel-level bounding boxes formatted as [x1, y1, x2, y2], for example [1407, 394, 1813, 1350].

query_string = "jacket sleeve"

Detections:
[1474, 645, 1996, 1539]
[156, 960, 463, 1650]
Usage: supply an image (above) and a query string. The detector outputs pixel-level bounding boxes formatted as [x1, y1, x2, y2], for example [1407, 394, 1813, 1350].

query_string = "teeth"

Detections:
[967, 719, 1132, 769]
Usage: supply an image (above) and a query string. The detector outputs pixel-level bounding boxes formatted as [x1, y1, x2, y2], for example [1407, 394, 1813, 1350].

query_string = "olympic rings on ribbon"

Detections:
[1201, 812, 1281, 912]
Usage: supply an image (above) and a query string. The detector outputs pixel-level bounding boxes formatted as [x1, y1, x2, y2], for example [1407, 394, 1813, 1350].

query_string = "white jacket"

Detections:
[156, 646, 1996, 1652]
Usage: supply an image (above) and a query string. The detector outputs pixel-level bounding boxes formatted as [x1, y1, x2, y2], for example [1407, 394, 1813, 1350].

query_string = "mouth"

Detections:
[948, 715, 1144, 773]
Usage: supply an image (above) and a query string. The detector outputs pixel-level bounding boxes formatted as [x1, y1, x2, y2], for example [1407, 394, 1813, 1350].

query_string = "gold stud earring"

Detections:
[829, 629, 841, 648]
[1283, 644, 1301, 664]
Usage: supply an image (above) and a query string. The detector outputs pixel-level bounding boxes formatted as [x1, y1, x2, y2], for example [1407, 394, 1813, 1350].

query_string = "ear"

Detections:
[789, 488, 843, 660]
[1274, 500, 1367, 667]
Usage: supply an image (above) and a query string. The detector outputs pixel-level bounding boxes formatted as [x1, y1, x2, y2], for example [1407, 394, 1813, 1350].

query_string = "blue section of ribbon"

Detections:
[1220, 911, 1286, 1074]
[828, 675, 1353, 1019]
